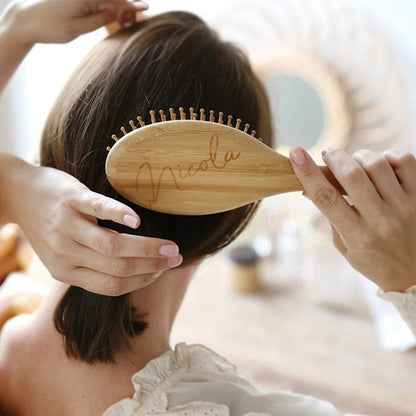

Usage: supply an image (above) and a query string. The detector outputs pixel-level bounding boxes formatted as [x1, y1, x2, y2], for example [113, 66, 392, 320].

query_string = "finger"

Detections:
[330, 224, 347, 256]
[71, 11, 113, 35]
[70, 220, 180, 258]
[322, 148, 382, 216]
[70, 188, 140, 229]
[353, 149, 407, 205]
[383, 151, 416, 195]
[289, 147, 358, 234]
[110, 1, 148, 27]
[75, 249, 183, 278]
[67, 268, 160, 296]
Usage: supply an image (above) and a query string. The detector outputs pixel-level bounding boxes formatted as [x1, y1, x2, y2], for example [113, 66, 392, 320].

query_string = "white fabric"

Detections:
[378, 285, 416, 337]
[103, 287, 416, 416]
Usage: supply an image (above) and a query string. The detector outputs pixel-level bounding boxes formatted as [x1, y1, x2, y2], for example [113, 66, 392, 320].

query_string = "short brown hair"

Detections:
[41, 11, 273, 363]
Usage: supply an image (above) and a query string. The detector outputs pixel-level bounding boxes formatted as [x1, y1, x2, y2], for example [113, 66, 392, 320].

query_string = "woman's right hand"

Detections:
[0, 154, 182, 296]
[290, 147, 416, 293]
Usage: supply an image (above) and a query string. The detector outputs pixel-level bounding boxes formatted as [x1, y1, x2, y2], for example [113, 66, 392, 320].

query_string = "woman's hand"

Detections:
[0, 155, 182, 296]
[2, 0, 148, 45]
[290, 147, 416, 293]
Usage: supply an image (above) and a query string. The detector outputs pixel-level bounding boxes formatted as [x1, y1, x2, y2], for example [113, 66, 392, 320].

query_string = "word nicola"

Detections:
[135, 134, 241, 204]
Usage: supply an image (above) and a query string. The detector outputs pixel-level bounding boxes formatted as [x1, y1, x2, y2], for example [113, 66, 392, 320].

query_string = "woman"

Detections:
[0, 0, 182, 297]
[1, 6, 415, 416]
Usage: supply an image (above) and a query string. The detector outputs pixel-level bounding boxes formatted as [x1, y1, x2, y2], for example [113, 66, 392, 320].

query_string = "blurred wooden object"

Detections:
[0, 224, 34, 284]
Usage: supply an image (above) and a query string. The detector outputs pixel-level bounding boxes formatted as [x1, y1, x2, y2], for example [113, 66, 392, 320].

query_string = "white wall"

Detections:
[1, 0, 416, 160]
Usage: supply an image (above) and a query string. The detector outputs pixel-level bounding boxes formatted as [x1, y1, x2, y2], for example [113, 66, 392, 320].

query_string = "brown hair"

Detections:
[40, 11, 273, 363]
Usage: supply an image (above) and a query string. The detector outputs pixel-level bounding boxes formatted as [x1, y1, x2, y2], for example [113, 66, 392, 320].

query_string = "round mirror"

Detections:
[254, 50, 351, 159]
[265, 74, 325, 150]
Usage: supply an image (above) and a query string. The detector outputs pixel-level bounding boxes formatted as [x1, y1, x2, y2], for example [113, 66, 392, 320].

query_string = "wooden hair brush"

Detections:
[105, 108, 342, 215]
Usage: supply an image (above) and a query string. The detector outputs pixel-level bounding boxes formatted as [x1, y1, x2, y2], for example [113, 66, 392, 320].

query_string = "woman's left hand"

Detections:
[290, 147, 416, 293]
[2, 0, 148, 46]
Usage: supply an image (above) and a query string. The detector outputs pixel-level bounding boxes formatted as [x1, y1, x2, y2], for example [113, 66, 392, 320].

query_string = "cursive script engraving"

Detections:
[135, 134, 241, 205]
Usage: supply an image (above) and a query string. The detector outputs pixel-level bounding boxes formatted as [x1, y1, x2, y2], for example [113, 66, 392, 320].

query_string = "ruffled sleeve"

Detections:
[378, 285, 416, 337]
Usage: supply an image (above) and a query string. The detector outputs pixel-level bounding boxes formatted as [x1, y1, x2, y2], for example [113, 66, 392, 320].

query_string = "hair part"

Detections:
[41, 11, 273, 363]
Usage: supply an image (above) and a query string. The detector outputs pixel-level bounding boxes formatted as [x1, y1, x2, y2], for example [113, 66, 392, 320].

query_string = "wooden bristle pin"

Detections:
[179, 107, 186, 120]
[137, 116, 145, 127]
[129, 120, 137, 130]
[121, 127, 128, 136]
[106, 146, 111, 151]
[189, 107, 194, 120]
[111, 134, 119, 142]
[169, 108, 177, 120]
[150, 110, 156, 124]
[209, 110, 215, 122]
[251, 130, 256, 137]
[244, 123, 250, 134]
[200, 108, 206, 121]
[227, 115, 233, 126]
[218, 112, 224, 124]
[159, 110, 166, 122]
[235, 118, 242, 130]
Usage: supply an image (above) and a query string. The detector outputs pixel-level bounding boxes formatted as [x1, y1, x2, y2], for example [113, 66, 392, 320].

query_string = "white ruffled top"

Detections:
[103, 343, 342, 416]
[103, 287, 416, 416]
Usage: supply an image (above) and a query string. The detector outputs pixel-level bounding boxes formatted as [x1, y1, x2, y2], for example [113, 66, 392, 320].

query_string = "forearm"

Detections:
[0, 153, 35, 224]
[0, 4, 33, 97]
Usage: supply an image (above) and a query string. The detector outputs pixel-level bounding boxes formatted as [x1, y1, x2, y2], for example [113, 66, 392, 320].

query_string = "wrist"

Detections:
[0, 1, 35, 49]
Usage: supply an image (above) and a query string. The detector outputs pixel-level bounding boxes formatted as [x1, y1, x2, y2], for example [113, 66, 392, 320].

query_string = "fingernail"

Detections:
[167, 255, 183, 268]
[159, 244, 179, 257]
[152, 270, 164, 279]
[290, 148, 305, 166]
[321, 149, 328, 157]
[123, 214, 139, 228]
[121, 11, 135, 27]
[138, 1, 149, 9]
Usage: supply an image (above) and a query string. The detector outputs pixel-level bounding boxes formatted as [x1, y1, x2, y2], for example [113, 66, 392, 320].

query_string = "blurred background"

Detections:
[1, 0, 416, 414]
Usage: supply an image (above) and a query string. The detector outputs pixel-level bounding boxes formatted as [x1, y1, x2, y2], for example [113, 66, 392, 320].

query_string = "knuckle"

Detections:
[103, 277, 126, 297]
[110, 258, 130, 276]
[364, 157, 387, 174]
[100, 235, 119, 257]
[90, 197, 105, 217]
[398, 152, 416, 167]
[342, 166, 364, 187]
[312, 186, 338, 209]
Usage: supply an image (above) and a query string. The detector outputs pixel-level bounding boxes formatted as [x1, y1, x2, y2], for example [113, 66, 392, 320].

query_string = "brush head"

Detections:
[105, 108, 301, 215]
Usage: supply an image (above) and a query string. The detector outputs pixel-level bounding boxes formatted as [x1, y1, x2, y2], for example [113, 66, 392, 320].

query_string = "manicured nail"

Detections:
[290, 148, 305, 166]
[123, 214, 139, 228]
[321, 149, 328, 157]
[159, 244, 179, 257]
[167, 255, 183, 268]
[152, 270, 164, 279]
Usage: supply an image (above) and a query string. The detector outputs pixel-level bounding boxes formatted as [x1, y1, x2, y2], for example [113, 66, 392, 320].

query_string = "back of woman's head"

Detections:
[41, 11, 273, 363]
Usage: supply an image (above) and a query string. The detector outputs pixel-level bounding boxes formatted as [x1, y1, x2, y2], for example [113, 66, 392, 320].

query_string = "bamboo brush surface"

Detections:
[106, 121, 340, 215]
